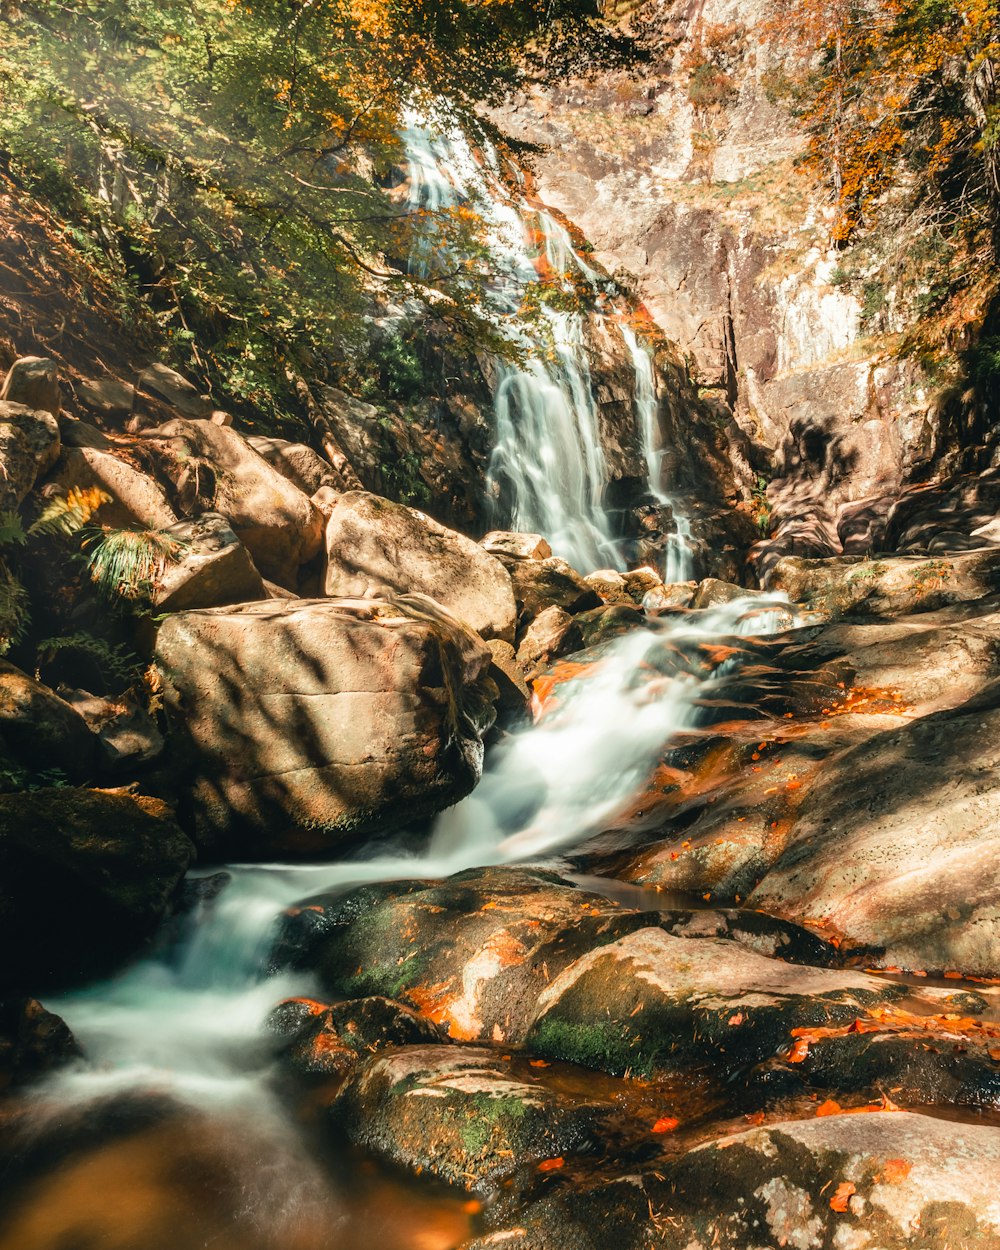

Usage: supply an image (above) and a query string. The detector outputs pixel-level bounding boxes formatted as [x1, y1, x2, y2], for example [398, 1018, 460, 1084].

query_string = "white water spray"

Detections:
[620, 323, 695, 583]
[402, 114, 620, 572]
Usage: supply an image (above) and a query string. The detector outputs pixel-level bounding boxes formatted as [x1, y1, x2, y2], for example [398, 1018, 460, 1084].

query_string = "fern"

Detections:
[30, 486, 112, 538]
[36, 631, 140, 686]
[83, 527, 183, 603]
[0, 563, 30, 656]
[0, 512, 27, 549]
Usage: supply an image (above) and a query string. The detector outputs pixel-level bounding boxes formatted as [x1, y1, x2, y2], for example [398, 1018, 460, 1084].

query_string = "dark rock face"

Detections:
[0, 788, 194, 991]
[0, 998, 80, 1090]
[155, 596, 498, 857]
[0, 401, 61, 511]
[472, 1112, 1000, 1250]
[268, 995, 442, 1078]
[0, 661, 96, 785]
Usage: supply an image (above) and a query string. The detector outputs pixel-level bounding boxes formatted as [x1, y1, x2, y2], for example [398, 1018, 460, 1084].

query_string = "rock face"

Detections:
[155, 595, 498, 855]
[486, 1112, 1000, 1250]
[323, 491, 517, 643]
[767, 549, 1000, 618]
[0, 998, 80, 1090]
[333, 1046, 621, 1191]
[246, 436, 343, 497]
[0, 788, 194, 990]
[139, 418, 323, 585]
[0, 401, 61, 511]
[44, 444, 178, 530]
[1, 357, 60, 417]
[0, 660, 96, 784]
[277, 866, 923, 1074]
[153, 512, 266, 613]
[749, 682, 1000, 977]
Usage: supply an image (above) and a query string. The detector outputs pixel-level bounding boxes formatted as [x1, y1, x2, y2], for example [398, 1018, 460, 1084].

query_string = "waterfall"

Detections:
[620, 323, 695, 583]
[402, 114, 621, 573]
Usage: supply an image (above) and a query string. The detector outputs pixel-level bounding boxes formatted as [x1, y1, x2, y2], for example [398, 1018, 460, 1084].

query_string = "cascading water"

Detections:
[401, 114, 620, 572]
[9, 597, 791, 1250]
[620, 323, 695, 584]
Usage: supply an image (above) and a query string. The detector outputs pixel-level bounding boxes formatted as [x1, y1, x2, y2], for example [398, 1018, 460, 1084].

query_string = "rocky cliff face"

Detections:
[496, 0, 997, 573]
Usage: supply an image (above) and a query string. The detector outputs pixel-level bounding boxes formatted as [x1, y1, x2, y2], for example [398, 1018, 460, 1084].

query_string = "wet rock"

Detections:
[155, 595, 498, 857]
[583, 568, 629, 603]
[692, 577, 765, 609]
[246, 435, 343, 496]
[0, 998, 80, 1090]
[749, 681, 1000, 977]
[643, 580, 698, 611]
[481, 531, 552, 561]
[0, 661, 96, 784]
[139, 418, 323, 585]
[1, 356, 60, 417]
[485, 638, 531, 724]
[525, 927, 910, 1077]
[0, 788, 194, 991]
[622, 566, 664, 604]
[323, 491, 517, 643]
[275, 868, 653, 1044]
[332, 1045, 622, 1191]
[484, 1112, 1000, 1249]
[516, 605, 581, 672]
[768, 549, 1000, 619]
[0, 401, 60, 511]
[153, 512, 266, 613]
[573, 602, 649, 646]
[501, 555, 602, 625]
[269, 995, 442, 1078]
[43, 445, 178, 530]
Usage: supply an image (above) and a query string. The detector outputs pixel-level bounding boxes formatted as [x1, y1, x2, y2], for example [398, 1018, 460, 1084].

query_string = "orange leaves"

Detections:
[816, 1098, 841, 1116]
[652, 1115, 680, 1134]
[531, 660, 600, 715]
[882, 1158, 912, 1184]
[789, 1004, 1000, 1059]
[788, 1038, 811, 1063]
[814, 1094, 900, 1118]
[537, 1157, 564, 1172]
[829, 1181, 855, 1212]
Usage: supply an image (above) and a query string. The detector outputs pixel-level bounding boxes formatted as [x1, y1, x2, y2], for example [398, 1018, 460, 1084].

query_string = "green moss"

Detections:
[529, 1018, 655, 1078]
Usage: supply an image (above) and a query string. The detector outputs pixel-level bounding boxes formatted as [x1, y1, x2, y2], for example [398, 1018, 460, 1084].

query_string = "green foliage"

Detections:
[0, 1, 613, 430]
[36, 631, 142, 687]
[0, 755, 69, 794]
[0, 562, 30, 656]
[83, 528, 183, 604]
[969, 334, 1000, 394]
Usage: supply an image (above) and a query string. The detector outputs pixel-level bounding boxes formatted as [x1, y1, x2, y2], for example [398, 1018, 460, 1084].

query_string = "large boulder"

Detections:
[332, 1045, 625, 1191]
[152, 512, 265, 613]
[0, 401, 61, 511]
[323, 491, 517, 643]
[0, 788, 194, 991]
[246, 436, 343, 497]
[768, 549, 1000, 618]
[0, 998, 80, 1090]
[1, 357, 60, 418]
[136, 363, 213, 419]
[139, 419, 323, 585]
[154, 595, 498, 856]
[43, 445, 178, 530]
[0, 661, 96, 784]
[485, 1112, 1000, 1250]
[749, 681, 1000, 978]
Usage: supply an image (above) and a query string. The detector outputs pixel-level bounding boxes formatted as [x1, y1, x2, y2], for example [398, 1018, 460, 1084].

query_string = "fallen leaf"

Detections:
[882, 1158, 911, 1184]
[537, 1157, 564, 1172]
[816, 1099, 842, 1117]
[529, 1059, 550, 1068]
[728, 1012, 745, 1026]
[652, 1116, 680, 1134]
[830, 1181, 856, 1212]
[788, 1038, 810, 1063]
[745, 1111, 765, 1126]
